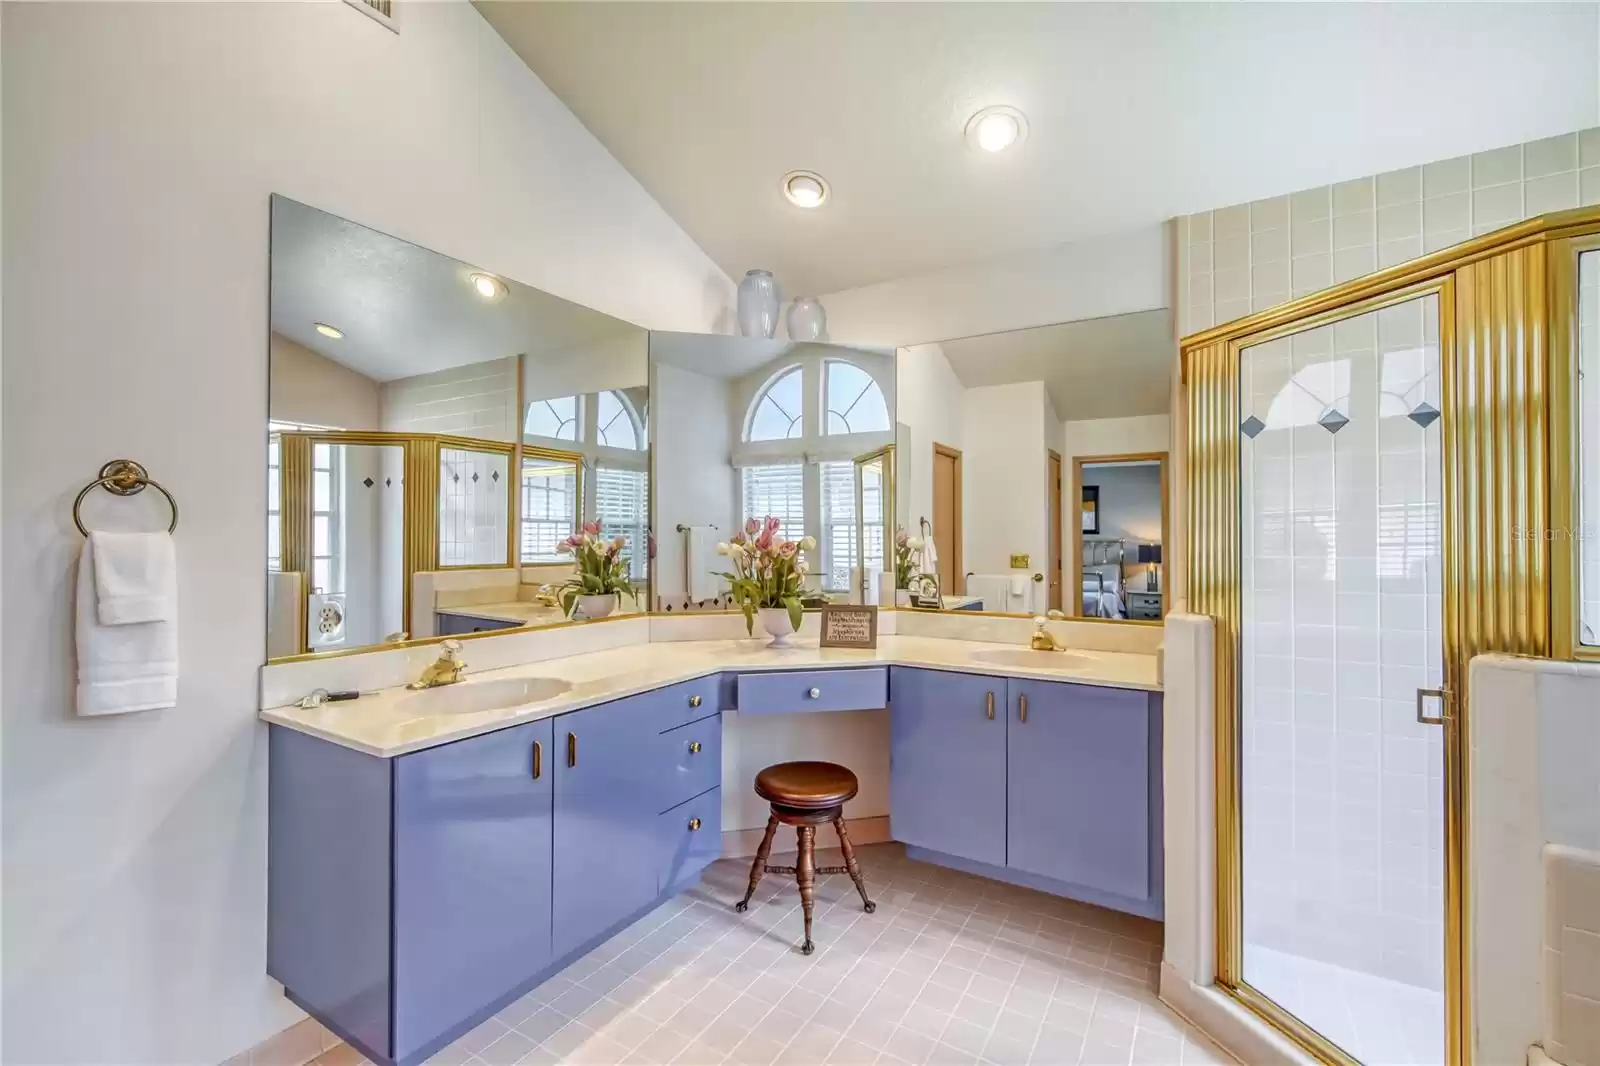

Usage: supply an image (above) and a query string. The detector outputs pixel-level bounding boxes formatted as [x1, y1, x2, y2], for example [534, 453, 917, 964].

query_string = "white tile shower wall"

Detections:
[1239, 294, 1446, 1022]
[438, 447, 511, 567]
[1180, 128, 1600, 335]
[380, 356, 519, 441]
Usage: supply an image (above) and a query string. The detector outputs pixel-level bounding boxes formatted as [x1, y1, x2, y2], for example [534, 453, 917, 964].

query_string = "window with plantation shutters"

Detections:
[595, 466, 648, 579]
[740, 464, 806, 546]
[819, 461, 856, 592]
[521, 457, 576, 563]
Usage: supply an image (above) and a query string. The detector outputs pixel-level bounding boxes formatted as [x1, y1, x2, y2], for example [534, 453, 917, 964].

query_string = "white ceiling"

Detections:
[936, 310, 1174, 421]
[270, 197, 641, 382]
[476, 2, 1597, 297]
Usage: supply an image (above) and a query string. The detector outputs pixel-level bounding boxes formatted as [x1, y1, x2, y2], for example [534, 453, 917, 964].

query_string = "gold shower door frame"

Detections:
[1182, 205, 1600, 1066]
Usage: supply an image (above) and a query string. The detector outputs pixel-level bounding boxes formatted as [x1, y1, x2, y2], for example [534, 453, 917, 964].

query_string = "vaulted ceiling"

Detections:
[476, 2, 1597, 297]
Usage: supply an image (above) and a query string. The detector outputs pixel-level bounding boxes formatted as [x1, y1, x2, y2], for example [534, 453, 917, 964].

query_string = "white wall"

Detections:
[524, 328, 648, 403]
[0, 4, 732, 1065]
[963, 381, 1052, 598]
[268, 332, 381, 431]
[651, 361, 736, 608]
[814, 224, 1171, 347]
[895, 343, 966, 546]
[1082, 463, 1163, 545]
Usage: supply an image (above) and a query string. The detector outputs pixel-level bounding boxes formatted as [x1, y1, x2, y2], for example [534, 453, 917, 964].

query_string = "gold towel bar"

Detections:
[73, 459, 178, 536]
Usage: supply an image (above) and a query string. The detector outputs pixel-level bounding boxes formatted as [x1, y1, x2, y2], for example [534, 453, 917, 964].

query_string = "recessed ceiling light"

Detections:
[965, 105, 1028, 153]
[314, 322, 344, 340]
[469, 272, 507, 301]
[783, 170, 830, 209]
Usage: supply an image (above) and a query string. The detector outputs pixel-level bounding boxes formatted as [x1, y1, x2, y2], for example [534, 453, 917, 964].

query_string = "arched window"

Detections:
[596, 390, 643, 450]
[745, 366, 804, 441]
[524, 395, 578, 441]
[824, 359, 890, 435]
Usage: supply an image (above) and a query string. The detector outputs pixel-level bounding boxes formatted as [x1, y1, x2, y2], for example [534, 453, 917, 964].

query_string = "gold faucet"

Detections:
[409, 639, 467, 689]
[1030, 617, 1065, 652]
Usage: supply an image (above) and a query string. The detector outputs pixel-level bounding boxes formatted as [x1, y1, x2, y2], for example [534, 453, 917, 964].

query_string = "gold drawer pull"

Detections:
[689, 694, 703, 708]
[1018, 693, 1028, 723]
[688, 818, 702, 832]
[688, 741, 703, 754]
[531, 741, 542, 780]
[567, 732, 577, 768]
[985, 691, 995, 720]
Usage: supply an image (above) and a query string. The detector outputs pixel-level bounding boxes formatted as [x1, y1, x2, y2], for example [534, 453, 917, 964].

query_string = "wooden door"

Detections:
[932, 444, 962, 594]
[1048, 450, 1063, 612]
[888, 667, 1007, 866]
[1005, 678, 1153, 901]
[392, 719, 555, 1062]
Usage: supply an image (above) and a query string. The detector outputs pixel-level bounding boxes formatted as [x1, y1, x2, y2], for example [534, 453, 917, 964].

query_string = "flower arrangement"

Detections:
[893, 525, 925, 590]
[715, 517, 816, 636]
[555, 520, 638, 618]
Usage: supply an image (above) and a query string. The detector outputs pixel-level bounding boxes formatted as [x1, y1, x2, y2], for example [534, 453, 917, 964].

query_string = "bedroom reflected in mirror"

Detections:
[266, 195, 649, 662]
[648, 332, 904, 612]
[1075, 453, 1167, 620]
[897, 309, 1172, 621]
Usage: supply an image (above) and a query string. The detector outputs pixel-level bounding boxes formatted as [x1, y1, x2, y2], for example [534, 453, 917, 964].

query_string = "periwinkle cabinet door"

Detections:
[552, 697, 663, 959]
[888, 667, 1007, 866]
[391, 718, 554, 1064]
[1005, 678, 1151, 900]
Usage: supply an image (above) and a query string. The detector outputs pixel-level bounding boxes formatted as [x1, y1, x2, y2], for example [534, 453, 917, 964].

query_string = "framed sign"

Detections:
[1081, 485, 1101, 534]
[819, 604, 878, 649]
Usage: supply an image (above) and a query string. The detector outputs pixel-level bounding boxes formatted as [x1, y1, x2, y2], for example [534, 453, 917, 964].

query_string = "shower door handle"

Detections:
[1416, 687, 1451, 726]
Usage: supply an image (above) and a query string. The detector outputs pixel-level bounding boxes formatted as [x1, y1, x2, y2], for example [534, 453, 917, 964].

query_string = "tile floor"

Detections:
[312, 844, 1235, 1066]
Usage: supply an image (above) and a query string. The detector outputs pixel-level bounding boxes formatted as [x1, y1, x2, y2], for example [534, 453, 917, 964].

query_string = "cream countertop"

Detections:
[261, 635, 1160, 759]
[436, 600, 646, 626]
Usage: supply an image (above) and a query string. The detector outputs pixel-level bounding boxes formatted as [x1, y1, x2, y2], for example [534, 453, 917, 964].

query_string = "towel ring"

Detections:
[73, 459, 178, 536]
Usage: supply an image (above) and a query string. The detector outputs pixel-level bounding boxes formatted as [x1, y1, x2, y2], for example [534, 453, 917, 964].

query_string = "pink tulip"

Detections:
[756, 529, 774, 551]
[778, 541, 798, 557]
[745, 517, 760, 536]
[731, 531, 747, 546]
[583, 520, 601, 536]
[764, 516, 781, 535]
[566, 534, 583, 547]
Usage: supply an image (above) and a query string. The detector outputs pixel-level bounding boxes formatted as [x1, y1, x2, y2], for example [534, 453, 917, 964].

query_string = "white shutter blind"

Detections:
[741, 464, 806, 544]
[521, 458, 576, 562]
[595, 466, 648, 579]
[820, 461, 856, 592]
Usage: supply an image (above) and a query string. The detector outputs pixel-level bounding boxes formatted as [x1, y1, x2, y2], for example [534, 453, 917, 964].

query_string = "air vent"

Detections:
[343, 0, 397, 33]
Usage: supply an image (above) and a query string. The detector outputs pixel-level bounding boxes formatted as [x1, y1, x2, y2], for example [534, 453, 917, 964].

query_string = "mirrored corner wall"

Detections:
[647, 331, 903, 612]
[265, 195, 649, 662]
[894, 310, 1175, 622]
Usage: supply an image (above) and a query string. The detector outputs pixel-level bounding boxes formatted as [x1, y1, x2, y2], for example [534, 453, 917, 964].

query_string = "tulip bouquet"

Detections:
[555, 520, 638, 618]
[715, 517, 816, 637]
[893, 525, 925, 590]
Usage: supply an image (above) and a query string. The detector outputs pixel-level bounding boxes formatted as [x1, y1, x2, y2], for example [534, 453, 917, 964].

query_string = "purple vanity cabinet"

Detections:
[1005, 678, 1161, 910]
[390, 719, 554, 1065]
[888, 667, 1007, 867]
[551, 695, 667, 959]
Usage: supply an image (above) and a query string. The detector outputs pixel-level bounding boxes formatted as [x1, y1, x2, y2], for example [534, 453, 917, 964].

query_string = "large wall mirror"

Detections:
[648, 332, 906, 611]
[896, 310, 1173, 622]
[266, 196, 648, 661]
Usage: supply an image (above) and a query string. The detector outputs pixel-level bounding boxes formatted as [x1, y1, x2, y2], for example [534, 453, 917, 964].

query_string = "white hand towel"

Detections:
[90, 530, 176, 625]
[76, 541, 178, 716]
[1009, 574, 1028, 597]
[686, 525, 722, 603]
[917, 527, 939, 575]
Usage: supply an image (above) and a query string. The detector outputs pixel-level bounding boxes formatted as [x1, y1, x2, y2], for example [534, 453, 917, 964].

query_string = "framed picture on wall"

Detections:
[1081, 485, 1100, 534]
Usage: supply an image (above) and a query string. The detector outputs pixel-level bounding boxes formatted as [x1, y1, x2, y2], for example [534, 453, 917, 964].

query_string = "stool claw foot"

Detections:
[863, 900, 877, 914]
[800, 939, 815, 956]
[734, 900, 749, 913]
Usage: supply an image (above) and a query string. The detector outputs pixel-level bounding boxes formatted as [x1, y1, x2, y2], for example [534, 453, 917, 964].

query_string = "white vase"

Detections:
[737, 269, 781, 338]
[895, 590, 912, 608]
[757, 606, 797, 648]
[786, 296, 827, 342]
[577, 594, 617, 620]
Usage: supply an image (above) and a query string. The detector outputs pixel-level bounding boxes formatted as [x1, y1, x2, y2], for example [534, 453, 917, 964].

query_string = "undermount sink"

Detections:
[970, 648, 1090, 670]
[396, 676, 572, 715]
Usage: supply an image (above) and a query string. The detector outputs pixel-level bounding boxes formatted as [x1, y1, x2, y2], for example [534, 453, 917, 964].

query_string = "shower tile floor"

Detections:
[312, 843, 1234, 1066]
[1244, 945, 1444, 1066]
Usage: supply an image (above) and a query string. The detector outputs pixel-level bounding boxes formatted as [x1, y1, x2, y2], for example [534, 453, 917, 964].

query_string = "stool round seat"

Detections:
[755, 761, 859, 810]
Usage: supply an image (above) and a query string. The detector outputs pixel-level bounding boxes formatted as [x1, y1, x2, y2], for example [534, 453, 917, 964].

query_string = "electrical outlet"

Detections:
[1009, 553, 1031, 568]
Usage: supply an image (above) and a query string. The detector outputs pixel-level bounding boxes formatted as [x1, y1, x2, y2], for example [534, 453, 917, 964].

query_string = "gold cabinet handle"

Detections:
[986, 691, 995, 720]
[689, 694, 703, 708]
[688, 818, 702, 832]
[688, 740, 703, 754]
[531, 741, 542, 780]
[1018, 693, 1028, 723]
[567, 731, 577, 768]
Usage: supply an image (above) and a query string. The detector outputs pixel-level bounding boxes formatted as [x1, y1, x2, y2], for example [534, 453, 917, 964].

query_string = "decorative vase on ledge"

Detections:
[786, 296, 827, 342]
[757, 606, 796, 648]
[577, 594, 617, 620]
[737, 269, 781, 338]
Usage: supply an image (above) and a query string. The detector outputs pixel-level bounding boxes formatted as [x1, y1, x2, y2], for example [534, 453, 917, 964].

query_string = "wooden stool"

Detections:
[735, 761, 875, 954]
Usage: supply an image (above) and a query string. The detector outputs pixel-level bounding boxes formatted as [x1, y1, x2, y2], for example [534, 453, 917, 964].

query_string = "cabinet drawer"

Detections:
[658, 714, 721, 812]
[657, 787, 721, 893]
[647, 676, 724, 732]
[735, 667, 888, 715]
